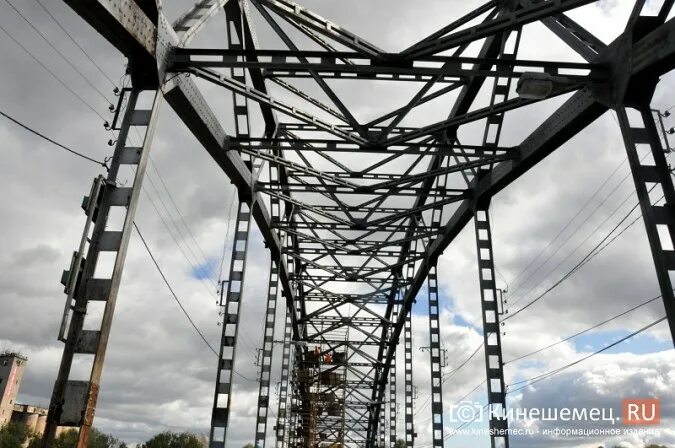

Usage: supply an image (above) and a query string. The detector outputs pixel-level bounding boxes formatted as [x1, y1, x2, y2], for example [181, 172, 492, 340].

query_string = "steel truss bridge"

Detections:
[41, 0, 675, 447]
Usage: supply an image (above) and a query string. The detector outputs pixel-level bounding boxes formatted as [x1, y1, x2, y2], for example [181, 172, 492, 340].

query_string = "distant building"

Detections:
[0, 351, 66, 443]
[11, 404, 48, 435]
[0, 351, 27, 425]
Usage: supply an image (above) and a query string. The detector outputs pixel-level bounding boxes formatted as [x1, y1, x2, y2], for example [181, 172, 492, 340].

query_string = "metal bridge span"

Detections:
[41, 1, 675, 447]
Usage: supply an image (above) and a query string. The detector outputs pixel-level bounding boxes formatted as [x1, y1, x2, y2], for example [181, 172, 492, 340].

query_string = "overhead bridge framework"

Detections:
[42, 1, 675, 447]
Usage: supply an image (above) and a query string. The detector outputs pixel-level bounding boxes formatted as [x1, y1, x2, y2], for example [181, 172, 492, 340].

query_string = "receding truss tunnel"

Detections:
[37, 1, 675, 448]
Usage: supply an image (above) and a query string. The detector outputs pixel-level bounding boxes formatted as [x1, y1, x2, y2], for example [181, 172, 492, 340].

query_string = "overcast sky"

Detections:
[1, 1, 674, 447]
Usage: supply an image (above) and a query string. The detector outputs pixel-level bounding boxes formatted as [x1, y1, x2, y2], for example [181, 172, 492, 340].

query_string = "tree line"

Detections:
[0, 421, 205, 447]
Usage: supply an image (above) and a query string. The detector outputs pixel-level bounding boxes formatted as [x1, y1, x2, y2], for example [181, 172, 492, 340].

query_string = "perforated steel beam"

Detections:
[474, 202, 509, 448]
[276, 313, 292, 448]
[254, 263, 280, 448]
[618, 106, 675, 344]
[211, 200, 252, 447]
[388, 313, 397, 448]
[43, 88, 161, 448]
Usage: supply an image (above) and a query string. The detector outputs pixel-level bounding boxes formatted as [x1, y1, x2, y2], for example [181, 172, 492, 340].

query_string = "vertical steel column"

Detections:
[285, 227, 301, 448]
[403, 315, 414, 447]
[403, 235, 418, 447]
[276, 313, 292, 448]
[254, 263, 280, 448]
[379, 401, 386, 447]
[481, 28, 521, 159]
[388, 305, 397, 448]
[210, 200, 252, 447]
[425, 158, 450, 448]
[466, 28, 522, 448]
[474, 202, 508, 448]
[43, 88, 161, 447]
[225, 1, 253, 168]
[618, 106, 675, 344]
[210, 4, 258, 443]
[425, 268, 443, 447]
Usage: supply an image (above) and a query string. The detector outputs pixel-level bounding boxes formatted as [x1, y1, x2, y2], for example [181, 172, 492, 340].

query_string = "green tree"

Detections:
[54, 429, 78, 448]
[32, 428, 127, 448]
[0, 421, 32, 448]
[140, 431, 203, 448]
[394, 439, 406, 448]
[89, 428, 127, 448]
[243, 444, 255, 448]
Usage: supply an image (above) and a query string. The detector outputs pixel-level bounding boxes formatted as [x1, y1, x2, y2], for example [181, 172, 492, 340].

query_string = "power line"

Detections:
[121, 94, 258, 364]
[507, 156, 628, 296]
[33, 0, 117, 88]
[133, 221, 258, 383]
[508, 146, 662, 307]
[148, 157, 220, 280]
[504, 293, 663, 365]
[0, 44, 257, 381]
[140, 186, 219, 297]
[508, 181, 637, 308]
[126, 101, 221, 286]
[413, 341, 484, 417]
[504, 198, 642, 321]
[2, 0, 113, 105]
[3, 101, 220, 307]
[133, 221, 218, 355]
[0, 21, 107, 121]
[414, 290, 665, 417]
[218, 189, 238, 284]
[128, 163, 220, 297]
[505, 183, 664, 321]
[507, 316, 667, 394]
[442, 342, 483, 383]
[0, 108, 107, 167]
[416, 312, 667, 446]
[143, 171, 218, 289]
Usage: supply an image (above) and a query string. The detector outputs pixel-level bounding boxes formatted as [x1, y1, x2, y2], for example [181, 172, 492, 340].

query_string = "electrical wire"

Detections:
[2, 0, 113, 105]
[413, 341, 483, 417]
[508, 135, 665, 306]
[442, 342, 483, 384]
[140, 186, 219, 298]
[508, 181, 638, 309]
[218, 189, 239, 284]
[507, 156, 627, 296]
[33, 0, 117, 88]
[507, 316, 667, 393]
[133, 221, 218, 355]
[415, 313, 667, 447]
[148, 157, 220, 281]
[504, 293, 664, 365]
[125, 96, 221, 286]
[144, 171, 218, 288]
[505, 186, 662, 321]
[133, 221, 258, 383]
[128, 161, 221, 298]
[3, 99, 260, 378]
[0, 22, 107, 121]
[413, 288, 665, 418]
[0, 108, 107, 168]
[0, 20, 261, 381]
[121, 87, 258, 365]
[1, 103, 222, 309]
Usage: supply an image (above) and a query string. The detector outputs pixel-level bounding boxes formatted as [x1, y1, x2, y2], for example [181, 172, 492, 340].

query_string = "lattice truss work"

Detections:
[44, 1, 675, 448]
